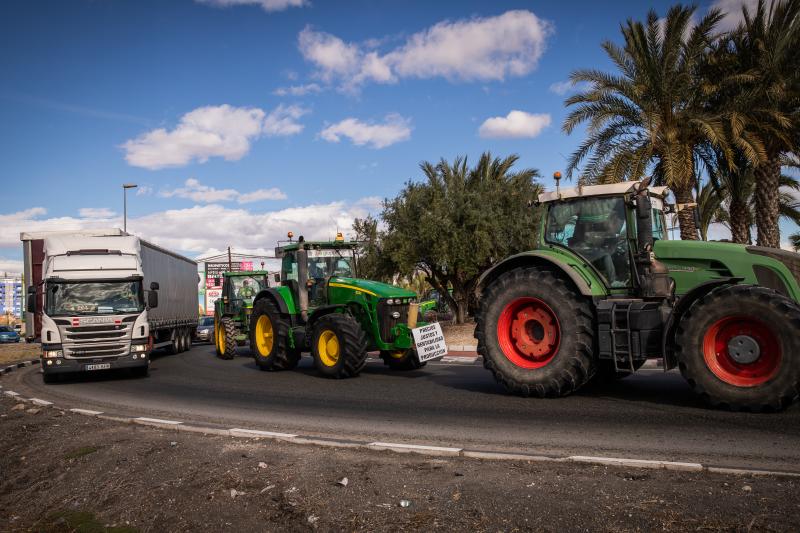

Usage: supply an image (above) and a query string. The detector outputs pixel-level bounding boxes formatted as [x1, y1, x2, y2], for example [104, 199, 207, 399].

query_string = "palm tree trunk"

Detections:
[729, 198, 750, 244]
[674, 185, 698, 240]
[755, 155, 781, 248]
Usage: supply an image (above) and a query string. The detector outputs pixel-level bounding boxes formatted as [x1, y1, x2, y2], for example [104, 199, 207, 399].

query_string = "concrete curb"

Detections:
[3, 358, 798, 479]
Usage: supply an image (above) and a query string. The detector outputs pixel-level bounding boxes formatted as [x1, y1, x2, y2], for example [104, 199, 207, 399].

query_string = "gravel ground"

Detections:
[0, 343, 39, 366]
[1, 396, 799, 532]
[441, 322, 476, 347]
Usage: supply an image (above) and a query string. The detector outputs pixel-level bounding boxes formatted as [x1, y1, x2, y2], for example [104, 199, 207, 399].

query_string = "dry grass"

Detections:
[0, 342, 40, 365]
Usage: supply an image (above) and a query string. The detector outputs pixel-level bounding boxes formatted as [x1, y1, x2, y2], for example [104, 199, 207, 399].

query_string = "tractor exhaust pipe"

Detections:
[296, 246, 309, 321]
[634, 179, 672, 300]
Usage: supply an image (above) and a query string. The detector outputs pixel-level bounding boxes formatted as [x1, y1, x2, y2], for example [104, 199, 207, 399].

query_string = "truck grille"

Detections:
[377, 300, 409, 343]
[58, 319, 134, 359]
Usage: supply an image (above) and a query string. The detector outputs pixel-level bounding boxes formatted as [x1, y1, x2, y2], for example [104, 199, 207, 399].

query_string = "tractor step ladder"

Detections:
[610, 302, 636, 374]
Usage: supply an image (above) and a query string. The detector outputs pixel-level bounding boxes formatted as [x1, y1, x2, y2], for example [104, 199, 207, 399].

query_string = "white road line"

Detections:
[4, 390, 20, 397]
[229, 428, 297, 439]
[439, 356, 478, 364]
[369, 442, 462, 455]
[70, 408, 103, 415]
[30, 398, 53, 406]
[568, 455, 703, 472]
[134, 417, 182, 425]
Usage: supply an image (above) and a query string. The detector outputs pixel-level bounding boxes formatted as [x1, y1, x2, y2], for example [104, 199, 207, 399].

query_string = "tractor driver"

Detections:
[237, 279, 256, 300]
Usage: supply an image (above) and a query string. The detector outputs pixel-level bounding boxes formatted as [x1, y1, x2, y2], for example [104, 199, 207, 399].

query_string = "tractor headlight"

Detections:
[391, 311, 401, 319]
[386, 299, 395, 305]
[43, 349, 63, 358]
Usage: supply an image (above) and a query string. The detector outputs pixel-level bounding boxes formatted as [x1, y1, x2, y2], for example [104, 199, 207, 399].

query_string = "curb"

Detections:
[3, 358, 796, 479]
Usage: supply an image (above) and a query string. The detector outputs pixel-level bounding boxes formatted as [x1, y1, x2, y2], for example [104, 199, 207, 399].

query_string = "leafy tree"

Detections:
[562, 5, 753, 240]
[696, 181, 725, 241]
[790, 232, 800, 251]
[381, 153, 541, 323]
[351, 215, 393, 282]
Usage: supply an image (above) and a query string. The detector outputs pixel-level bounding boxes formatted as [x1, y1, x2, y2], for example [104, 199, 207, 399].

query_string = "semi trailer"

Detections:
[21, 229, 198, 381]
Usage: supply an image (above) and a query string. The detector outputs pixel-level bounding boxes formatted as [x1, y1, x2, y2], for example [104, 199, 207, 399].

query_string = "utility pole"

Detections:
[122, 183, 138, 233]
[227, 246, 233, 271]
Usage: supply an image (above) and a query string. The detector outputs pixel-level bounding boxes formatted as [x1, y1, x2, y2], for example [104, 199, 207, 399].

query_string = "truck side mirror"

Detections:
[148, 291, 159, 309]
[274, 273, 280, 283]
[26, 286, 36, 313]
[150, 282, 160, 291]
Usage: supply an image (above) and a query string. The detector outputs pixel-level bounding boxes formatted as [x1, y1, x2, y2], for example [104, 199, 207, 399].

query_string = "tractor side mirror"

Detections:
[150, 281, 160, 291]
[274, 273, 280, 283]
[148, 291, 159, 309]
[663, 203, 676, 214]
[26, 286, 36, 313]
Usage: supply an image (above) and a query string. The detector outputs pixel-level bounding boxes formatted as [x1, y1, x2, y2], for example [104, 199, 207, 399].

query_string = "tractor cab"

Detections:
[218, 271, 270, 314]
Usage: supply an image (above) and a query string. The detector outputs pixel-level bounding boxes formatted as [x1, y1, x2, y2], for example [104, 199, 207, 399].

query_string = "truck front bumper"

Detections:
[41, 353, 149, 374]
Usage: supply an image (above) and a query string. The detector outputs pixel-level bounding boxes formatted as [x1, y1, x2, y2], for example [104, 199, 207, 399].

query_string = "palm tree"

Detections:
[696, 180, 725, 241]
[727, 0, 800, 248]
[790, 232, 800, 251]
[562, 5, 745, 240]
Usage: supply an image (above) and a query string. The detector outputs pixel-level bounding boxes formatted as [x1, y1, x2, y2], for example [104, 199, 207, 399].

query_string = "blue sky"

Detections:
[0, 0, 791, 274]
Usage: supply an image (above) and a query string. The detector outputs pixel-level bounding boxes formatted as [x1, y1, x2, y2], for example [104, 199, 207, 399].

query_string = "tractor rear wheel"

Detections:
[214, 317, 223, 357]
[675, 284, 800, 411]
[215, 317, 236, 360]
[475, 267, 595, 397]
[311, 313, 368, 378]
[250, 299, 299, 371]
[380, 349, 427, 371]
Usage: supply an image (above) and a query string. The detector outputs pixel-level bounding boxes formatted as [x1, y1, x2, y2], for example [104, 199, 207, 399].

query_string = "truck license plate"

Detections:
[412, 322, 448, 362]
[85, 363, 111, 371]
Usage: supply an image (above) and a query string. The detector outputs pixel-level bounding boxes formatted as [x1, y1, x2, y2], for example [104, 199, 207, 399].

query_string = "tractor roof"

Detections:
[276, 240, 358, 256]
[223, 270, 271, 277]
[538, 182, 670, 203]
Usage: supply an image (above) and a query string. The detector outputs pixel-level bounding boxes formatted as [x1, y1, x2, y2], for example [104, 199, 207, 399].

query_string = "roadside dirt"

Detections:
[1, 396, 798, 532]
[441, 322, 476, 347]
[0, 343, 39, 366]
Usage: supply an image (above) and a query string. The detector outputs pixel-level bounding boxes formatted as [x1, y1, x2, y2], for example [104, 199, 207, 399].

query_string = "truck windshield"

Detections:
[45, 280, 144, 316]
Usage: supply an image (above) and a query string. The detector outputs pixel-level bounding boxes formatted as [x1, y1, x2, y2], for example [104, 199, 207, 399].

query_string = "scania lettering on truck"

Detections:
[21, 230, 198, 382]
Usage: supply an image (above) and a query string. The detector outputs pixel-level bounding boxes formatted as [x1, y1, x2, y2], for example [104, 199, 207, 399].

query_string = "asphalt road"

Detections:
[7, 344, 800, 472]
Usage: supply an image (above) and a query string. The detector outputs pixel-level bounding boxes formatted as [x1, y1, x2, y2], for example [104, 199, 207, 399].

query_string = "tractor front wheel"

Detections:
[215, 317, 236, 360]
[380, 349, 427, 371]
[311, 314, 368, 378]
[475, 267, 595, 397]
[250, 299, 299, 371]
[675, 284, 800, 411]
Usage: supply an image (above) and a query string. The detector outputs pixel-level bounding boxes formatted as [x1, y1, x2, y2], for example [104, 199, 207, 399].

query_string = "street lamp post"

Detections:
[123, 183, 137, 233]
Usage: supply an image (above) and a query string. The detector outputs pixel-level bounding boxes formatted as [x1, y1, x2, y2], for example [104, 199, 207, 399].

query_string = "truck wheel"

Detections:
[184, 330, 192, 352]
[380, 349, 427, 371]
[220, 317, 238, 359]
[168, 329, 180, 355]
[675, 284, 800, 412]
[250, 299, 299, 370]
[475, 267, 595, 397]
[311, 313, 368, 378]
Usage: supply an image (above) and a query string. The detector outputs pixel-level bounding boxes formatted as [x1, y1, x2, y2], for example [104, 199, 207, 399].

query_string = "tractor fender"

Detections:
[476, 251, 597, 299]
[661, 277, 743, 370]
[253, 288, 291, 315]
[306, 304, 352, 329]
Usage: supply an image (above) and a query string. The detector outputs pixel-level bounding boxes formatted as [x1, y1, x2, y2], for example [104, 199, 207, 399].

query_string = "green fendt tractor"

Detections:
[248, 234, 434, 378]
[214, 271, 271, 359]
[475, 174, 800, 411]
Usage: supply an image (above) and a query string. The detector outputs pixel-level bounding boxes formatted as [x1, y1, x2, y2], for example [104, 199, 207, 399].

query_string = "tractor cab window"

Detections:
[231, 276, 262, 301]
[545, 196, 631, 288]
[306, 251, 355, 306]
[281, 253, 298, 282]
[651, 208, 667, 240]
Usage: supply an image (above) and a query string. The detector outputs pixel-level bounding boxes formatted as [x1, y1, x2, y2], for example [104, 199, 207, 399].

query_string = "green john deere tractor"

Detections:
[214, 271, 271, 359]
[248, 234, 433, 378]
[475, 174, 800, 411]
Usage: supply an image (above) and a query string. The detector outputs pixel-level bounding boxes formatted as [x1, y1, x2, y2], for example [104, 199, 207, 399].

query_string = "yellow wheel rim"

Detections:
[389, 350, 406, 360]
[216, 321, 225, 355]
[255, 315, 274, 356]
[317, 330, 340, 367]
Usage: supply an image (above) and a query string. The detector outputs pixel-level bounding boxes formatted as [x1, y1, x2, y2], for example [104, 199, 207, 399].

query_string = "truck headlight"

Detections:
[131, 344, 148, 353]
[43, 350, 63, 358]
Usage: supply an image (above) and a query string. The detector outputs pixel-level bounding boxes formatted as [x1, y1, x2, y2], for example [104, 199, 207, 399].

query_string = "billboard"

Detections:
[203, 261, 255, 316]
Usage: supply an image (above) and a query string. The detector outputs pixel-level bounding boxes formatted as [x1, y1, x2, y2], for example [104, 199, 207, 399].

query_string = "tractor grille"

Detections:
[747, 246, 800, 289]
[377, 300, 409, 343]
[58, 318, 133, 359]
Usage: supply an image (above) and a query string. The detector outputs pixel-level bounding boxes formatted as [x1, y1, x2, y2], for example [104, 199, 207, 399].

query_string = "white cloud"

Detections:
[78, 208, 116, 219]
[136, 186, 154, 196]
[122, 104, 308, 170]
[320, 114, 412, 149]
[0, 258, 23, 276]
[122, 105, 266, 170]
[262, 104, 309, 137]
[478, 110, 551, 139]
[273, 83, 322, 96]
[711, 0, 763, 31]
[159, 178, 287, 204]
[0, 200, 379, 258]
[298, 10, 552, 92]
[195, 0, 308, 12]
[548, 80, 591, 96]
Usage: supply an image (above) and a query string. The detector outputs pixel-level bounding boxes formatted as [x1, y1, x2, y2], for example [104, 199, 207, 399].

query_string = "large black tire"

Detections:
[250, 298, 300, 371]
[311, 313, 368, 378]
[675, 284, 800, 412]
[475, 267, 596, 397]
[42, 372, 61, 384]
[184, 330, 192, 352]
[214, 316, 224, 357]
[221, 318, 238, 359]
[380, 349, 427, 371]
[167, 329, 180, 355]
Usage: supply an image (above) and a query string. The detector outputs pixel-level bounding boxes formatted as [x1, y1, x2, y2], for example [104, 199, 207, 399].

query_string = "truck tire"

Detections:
[311, 313, 368, 378]
[674, 284, 800, 412]
[380, 349, 427, 371]
[475, 267, 596, 397]
[184, 329, 192, 352]
[168, 329, 180, 355]
[250, 299, 299, 371]
[220, 317, 238, 359]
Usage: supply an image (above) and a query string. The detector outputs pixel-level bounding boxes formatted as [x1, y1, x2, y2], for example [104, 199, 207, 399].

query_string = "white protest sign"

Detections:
[412, 322, 448, 362]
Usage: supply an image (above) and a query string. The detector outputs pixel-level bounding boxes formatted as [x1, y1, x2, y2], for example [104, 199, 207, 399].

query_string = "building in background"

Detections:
[196, 252, 280, 316]
[0, 276, 23, 322]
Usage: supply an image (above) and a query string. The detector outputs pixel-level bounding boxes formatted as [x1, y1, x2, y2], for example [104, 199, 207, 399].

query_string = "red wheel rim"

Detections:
[702, 316, 781, 387]
[496, 297, 560, 369]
